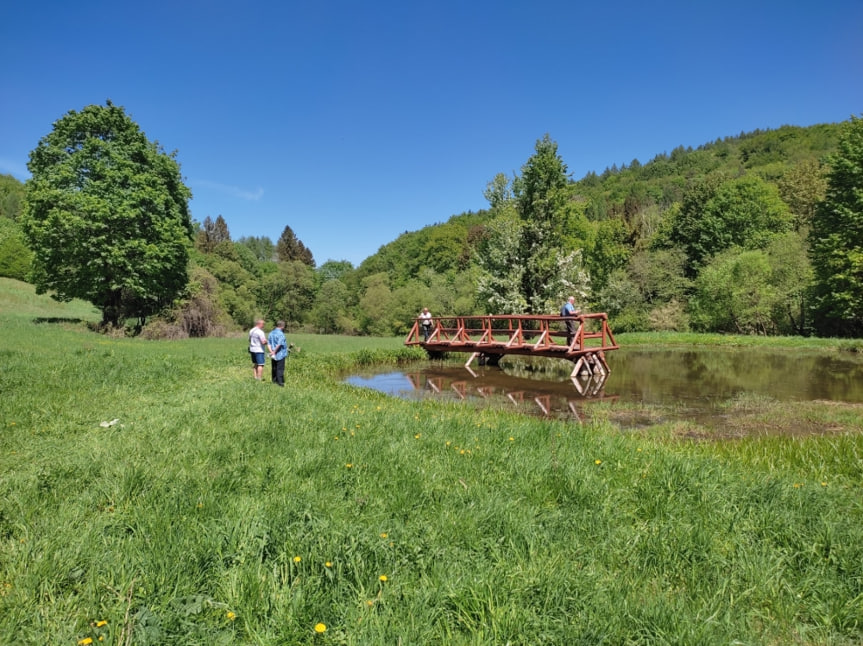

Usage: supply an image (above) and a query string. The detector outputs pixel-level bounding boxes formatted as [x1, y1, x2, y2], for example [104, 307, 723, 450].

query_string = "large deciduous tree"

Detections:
[809, 115, 863, 336]
[671, 174, 793, 276]
[20, 102, 193, 327]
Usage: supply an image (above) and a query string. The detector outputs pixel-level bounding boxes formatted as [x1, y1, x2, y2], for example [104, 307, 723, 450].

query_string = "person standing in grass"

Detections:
[268, 320, 289, 387]
[248, 319, 270, 380]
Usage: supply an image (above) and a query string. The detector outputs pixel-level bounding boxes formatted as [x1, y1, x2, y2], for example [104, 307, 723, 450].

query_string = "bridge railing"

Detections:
[405, 313, 618, 355]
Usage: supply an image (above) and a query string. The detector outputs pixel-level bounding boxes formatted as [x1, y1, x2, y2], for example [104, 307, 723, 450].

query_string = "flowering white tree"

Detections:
[475, 134, 592, 314]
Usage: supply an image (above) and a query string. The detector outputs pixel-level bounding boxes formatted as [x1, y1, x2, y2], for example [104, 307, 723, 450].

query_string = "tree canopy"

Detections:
[809, 115, 863, 336]
[20, 102, 193, 327]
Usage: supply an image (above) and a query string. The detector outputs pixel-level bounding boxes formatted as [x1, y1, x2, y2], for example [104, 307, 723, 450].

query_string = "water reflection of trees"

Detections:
[608, 348, 863, 404]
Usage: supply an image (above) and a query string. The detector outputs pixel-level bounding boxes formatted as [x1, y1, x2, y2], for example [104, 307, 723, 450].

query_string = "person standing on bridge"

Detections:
[561, 296, 581, 346]
[419, 307, 433, 341]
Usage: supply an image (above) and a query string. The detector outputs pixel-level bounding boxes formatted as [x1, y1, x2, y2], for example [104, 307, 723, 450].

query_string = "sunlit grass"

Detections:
[1, 279, 862, 644]
[617, 329, 859, 351]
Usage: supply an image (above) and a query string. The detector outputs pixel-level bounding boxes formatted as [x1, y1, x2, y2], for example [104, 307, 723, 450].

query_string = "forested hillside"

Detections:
[3, 116, 862, 337]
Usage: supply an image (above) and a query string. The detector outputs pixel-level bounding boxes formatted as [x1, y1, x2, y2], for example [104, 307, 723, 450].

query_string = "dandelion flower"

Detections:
[367, 599, 374, 606]
[415, 433, 421, 439]
[346, 463, 353, 468]
[379, 574, 388, 582]
[226, 611, 236, 620]
[595, 459, 602, 465]
[294, 555, 302, 563]
[78, 639, 93, 646]
[314, 622, 327, 633]
[325, 561, 332, 568]
[509, 437, 514, 441]
[95, 620, 107, 627]
[380, 532, 387, 538]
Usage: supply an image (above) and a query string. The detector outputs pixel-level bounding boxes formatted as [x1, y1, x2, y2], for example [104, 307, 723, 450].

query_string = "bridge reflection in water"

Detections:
[396, 363, 615, 421]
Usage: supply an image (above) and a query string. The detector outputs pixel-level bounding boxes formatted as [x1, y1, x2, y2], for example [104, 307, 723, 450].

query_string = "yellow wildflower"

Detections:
[95, 620, 107, 628]
[314, 622, 327, 633]
[325, 561, 332, 568]
[227, 611, 236, 620]
[293, 555, 301, 563]
[379, 574, 388, 582]
[78, 639, 93, 646]
[595, 459, 602, 465]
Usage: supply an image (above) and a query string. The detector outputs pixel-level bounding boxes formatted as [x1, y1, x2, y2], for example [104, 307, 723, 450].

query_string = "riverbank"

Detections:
[1, 278, 861, 644]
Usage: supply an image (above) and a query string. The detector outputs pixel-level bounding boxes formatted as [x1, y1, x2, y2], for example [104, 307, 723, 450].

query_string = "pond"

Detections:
[345, 346, 863, 429]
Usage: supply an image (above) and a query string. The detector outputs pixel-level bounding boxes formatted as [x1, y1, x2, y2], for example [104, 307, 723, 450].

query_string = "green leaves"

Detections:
[20, 102, 193, 327]
[810, 115, 863, 336]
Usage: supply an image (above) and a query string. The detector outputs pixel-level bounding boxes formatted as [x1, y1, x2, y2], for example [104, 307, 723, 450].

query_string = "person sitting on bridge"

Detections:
[560, 296, 581, 346]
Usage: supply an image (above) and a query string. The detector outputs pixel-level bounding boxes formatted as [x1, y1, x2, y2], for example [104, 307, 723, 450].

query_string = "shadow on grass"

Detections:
[32, 317, 89, 325]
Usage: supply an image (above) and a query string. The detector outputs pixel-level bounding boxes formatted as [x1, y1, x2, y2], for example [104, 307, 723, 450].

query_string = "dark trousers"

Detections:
[271, 358, 285, 386]
[565, 320, 577, 346]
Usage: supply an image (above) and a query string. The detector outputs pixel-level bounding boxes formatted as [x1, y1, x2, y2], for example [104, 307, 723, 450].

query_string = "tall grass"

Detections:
[1, 279, 861, 644]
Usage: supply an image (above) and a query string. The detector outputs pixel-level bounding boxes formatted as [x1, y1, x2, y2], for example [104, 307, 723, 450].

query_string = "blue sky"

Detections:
[2, 1, 861, 266]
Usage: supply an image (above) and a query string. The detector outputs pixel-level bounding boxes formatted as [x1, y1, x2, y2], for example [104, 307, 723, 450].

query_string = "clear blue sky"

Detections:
[2, 1, 861, 266]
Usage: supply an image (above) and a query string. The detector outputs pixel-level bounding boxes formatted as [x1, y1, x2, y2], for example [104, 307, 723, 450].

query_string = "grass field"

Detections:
[1, 278, 861, 645]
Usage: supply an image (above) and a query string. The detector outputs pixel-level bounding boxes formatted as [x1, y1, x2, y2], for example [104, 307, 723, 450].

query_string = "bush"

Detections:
[649, 299, 690, 332]
[0, 217, 32, 280]
[141, 266, 232, 339]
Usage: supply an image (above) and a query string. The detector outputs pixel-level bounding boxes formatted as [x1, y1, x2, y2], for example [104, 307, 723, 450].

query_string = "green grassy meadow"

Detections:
[1, 278, 862, 645]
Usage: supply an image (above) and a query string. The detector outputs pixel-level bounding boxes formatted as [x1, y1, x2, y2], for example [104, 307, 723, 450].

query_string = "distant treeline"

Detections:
[3, 116, 863, 337]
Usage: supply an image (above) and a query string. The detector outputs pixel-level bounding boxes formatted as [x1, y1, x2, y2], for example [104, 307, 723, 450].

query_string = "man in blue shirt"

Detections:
[267, 320, 289, 387]
[561, 296, 581, 346]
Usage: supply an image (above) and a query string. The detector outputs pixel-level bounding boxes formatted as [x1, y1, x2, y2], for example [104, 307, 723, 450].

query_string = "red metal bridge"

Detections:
[405, 313, 619, 378]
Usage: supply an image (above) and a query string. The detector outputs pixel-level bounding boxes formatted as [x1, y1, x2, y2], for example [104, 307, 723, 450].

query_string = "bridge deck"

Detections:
[405, 313, 619, 376]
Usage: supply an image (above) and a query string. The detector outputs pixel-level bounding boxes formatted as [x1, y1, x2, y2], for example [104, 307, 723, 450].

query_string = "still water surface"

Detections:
[345, 347, 863, 424]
